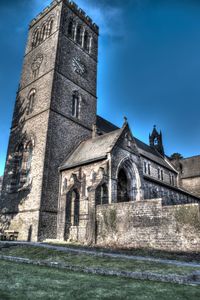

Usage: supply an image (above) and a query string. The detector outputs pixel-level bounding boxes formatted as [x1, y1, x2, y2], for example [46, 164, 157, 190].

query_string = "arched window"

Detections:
[41, 24, 46, 41]
[32, 29, 40, 48]
[72, 91, 80, 118]
[83, 31, 90, 52]
[89, 36, 92, 53]
[27, 89, 36, 115]
[96, 183, 108, 205]
[83, 31, 89, 51]
[48, 19, 54, 36]
[68, 20, 74, 38]
[158, 168, 161, 180]
[143, 161, 147, 174]
[117, 169, 129, 202]
[35, 29, 41, 46]
[76, 25, 82, 45]
[147, 163, 151, 175]
[73, 190, 80, 226]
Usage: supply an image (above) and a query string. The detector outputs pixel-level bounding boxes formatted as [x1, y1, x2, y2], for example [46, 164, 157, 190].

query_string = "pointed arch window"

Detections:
[27, 89, 36, 115]
[144, 161, 147, 174]
[48, 19, 54, 36]
[76, 25, 82, 45]
[68, 19, 74, 38]
[96, 183, 108, 205]
[72, 91, 80, 118]
[41, 24, 47, 41]
[83, 31, 89, 52]
[147, 163, 151, 175]
[73, 190, 80, 226]
[32, 29, 40, 48]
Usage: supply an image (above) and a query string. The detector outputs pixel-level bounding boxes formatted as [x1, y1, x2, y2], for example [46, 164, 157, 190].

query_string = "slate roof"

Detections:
[96, 115, 119, 133]
[134, 138, 176, 172]
[60, 128, 122, 170]
[61, 116, 176, 172]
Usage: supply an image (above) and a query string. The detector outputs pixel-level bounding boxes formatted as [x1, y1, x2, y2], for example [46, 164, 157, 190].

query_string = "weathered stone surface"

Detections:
[96, 200, 200, 252]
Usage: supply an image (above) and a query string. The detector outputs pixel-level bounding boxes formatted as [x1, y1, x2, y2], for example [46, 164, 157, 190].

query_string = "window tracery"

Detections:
[31, 17, 54, 49]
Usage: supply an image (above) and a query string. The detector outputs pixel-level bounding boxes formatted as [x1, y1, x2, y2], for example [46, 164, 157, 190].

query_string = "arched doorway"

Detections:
[64, 189, 80, 240]
[117, 169, 129, 202]
[116, 158, 142, 202]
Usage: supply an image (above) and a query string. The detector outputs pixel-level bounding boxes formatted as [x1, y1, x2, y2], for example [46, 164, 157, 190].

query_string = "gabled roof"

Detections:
[60, 128, 123, 170]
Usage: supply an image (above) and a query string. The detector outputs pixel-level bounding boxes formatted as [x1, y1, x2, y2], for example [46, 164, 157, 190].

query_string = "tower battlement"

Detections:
[29, 0, 99, 34]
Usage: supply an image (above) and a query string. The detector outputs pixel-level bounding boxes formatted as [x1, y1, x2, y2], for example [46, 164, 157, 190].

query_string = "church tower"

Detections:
[0, 0, 99, 241]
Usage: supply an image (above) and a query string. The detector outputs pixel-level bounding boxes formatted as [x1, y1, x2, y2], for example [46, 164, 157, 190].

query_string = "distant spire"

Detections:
[149, 125, 164, 156]
[123, 116, 128, 125]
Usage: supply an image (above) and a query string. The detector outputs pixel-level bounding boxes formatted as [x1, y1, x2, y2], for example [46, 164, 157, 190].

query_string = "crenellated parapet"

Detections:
[29, 0, 99, 34]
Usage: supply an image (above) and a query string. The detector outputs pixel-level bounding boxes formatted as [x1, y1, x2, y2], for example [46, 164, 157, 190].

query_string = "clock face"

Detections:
[72, 57, 86, 76]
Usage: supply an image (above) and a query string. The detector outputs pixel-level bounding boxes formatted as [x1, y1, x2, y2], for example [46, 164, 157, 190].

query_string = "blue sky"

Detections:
[0, 0, 200, 175]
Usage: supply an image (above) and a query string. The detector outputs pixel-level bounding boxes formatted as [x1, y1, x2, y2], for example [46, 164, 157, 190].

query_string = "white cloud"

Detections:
[72, 0, 124, 36]
[33, 0, 124, 36]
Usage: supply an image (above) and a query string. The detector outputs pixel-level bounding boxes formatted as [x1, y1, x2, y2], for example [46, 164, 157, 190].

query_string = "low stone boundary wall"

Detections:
[0, 255, 199, 286]
[96, 199, 200, 252]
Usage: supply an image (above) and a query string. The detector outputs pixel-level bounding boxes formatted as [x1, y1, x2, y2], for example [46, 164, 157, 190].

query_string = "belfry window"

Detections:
[76, 25, 82, 45]
[72, 92, 80, 118]
[32, 29, 40, 48]
[161, 170, 164, 181]
[144, 162, 147, 174]
[83, 31, 89, 52]
[41, 24, 47, 41]
[158, 168, 160, 180]
[27, 89, 36, 115]
[68, 20, 74, 38]
[147, 163, 151, 175]
[48, 19, 53, 35]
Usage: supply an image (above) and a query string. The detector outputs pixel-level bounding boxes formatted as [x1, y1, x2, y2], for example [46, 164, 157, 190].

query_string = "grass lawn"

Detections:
[46, 241, 200, 263]
[0, 260, 200, 300]
[1, 245, 200, 276]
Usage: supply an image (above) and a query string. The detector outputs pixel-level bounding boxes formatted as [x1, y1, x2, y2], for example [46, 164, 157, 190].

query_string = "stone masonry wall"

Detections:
[96, 200, 200, 252]
[180, 177, 200, 197]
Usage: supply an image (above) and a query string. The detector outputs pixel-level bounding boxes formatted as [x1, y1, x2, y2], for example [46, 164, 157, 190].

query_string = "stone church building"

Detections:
[1, 0, 200, 251]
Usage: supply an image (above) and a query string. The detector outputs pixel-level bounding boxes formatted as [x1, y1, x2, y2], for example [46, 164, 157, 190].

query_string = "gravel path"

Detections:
[1, 241, 200, 269]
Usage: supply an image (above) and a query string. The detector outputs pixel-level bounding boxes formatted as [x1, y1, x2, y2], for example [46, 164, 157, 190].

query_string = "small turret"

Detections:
[149, 125, 164, 156]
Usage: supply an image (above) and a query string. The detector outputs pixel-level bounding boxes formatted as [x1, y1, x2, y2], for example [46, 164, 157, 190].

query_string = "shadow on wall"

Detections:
[0, 90, 33, 239]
